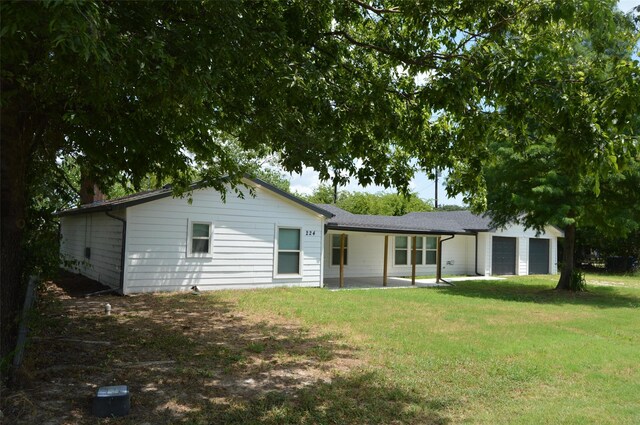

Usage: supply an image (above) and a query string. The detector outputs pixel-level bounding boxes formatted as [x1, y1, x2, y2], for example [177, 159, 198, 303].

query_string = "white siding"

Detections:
[60, 211, 124, 289]
[518, 237, 528, 275]
[323, 231, 476, 278]
[122, 184, 325, 293]
[439, 235, 475, 276]
[550, 238, 558, 274]
[477, 233, 491, 276]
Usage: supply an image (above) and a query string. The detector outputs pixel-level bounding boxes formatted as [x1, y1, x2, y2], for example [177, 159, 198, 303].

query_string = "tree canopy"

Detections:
[462, 3, 640, 288]
[302, 184, 434, 215]
[2, 0, 639, 379]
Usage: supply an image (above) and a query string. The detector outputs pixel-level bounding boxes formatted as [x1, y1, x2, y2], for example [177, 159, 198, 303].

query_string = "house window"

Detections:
[395, 236, 408, 265]
[423, 236, 438, 265]
[331, 234, 348, 266]
[188, 221, 212, 257]
[394, 236, 438, 265]
[277, 227, 301, 275]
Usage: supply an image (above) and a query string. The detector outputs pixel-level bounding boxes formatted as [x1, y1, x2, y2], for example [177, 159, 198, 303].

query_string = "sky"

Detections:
[286, 0, 639, 206]
[618, 0, 638, 13]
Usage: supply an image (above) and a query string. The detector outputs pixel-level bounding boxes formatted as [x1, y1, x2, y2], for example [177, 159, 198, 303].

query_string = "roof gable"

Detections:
[57, 177, 333, 218]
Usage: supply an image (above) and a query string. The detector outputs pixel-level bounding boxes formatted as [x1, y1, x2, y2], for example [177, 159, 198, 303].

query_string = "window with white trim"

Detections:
[394, 236, 409, 265]
[423, 236, 438, 265]
[277, 227, 301, 275]
[331, 234, 348, 266]
[394, 236, 437, 265]
[187, 221, 212, 257]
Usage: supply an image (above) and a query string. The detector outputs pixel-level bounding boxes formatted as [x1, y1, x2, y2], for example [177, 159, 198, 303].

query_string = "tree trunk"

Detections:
[556, 222, 576, 290]
[1, 103, 33, 384]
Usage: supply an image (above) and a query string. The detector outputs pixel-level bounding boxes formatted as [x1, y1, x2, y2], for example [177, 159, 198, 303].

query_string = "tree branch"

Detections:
[54, 164, 81, 196]
[321, 30, 468, 67]
[347, 0, 401, 15]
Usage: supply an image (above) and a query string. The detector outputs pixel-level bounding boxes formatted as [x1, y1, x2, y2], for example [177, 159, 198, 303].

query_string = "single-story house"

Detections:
[58, 177, 562, 294]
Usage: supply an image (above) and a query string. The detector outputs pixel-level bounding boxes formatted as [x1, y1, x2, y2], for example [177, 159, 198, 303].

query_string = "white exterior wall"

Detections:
[323, 231, 476, 278]
[439, 235, 476, 276]
[60, 211, 124, 289]
[477, 233, 491, 275]
[549, 237, 558, 275]
[122, 185, 325, 293]
[481, 224, 561, 276]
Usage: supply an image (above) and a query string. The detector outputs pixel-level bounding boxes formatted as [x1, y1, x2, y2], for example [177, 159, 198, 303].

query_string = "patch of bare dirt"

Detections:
[3, 273, 362, 424]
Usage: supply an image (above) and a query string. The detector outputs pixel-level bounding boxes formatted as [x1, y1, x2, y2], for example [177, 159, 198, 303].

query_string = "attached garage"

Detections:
[492, 236, 516, 275]
[529, 238, 550, 274]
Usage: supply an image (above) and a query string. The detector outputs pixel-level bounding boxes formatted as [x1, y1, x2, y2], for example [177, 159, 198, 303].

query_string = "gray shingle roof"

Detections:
[315, 204, 493, 234]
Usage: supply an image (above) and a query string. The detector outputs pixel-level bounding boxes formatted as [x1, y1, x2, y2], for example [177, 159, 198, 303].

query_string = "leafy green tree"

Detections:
[248, 168, 292, 193]
[303, 184, 338, 205]
[435, 205, 468, 212]
[303, 185, 432, 215]
[456, 4, 640, 289]
[0, 0, 417, 371]
[338, 191, 433, 215]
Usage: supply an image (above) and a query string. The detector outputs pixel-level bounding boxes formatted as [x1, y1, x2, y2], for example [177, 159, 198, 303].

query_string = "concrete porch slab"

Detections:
[322, 275, 503, 290]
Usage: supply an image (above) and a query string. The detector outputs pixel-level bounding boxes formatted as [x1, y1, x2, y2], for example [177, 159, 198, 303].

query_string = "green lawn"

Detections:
[210, 275, 640, 424]
[584, 272, 640, 288]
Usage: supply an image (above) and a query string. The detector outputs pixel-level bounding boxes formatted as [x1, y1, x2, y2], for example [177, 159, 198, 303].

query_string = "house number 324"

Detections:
[305, 230, 316, 236]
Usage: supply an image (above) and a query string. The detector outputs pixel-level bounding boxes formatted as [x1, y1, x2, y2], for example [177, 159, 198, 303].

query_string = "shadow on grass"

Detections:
[433, 280, 640, 309]
[6, 275, 450, 424]
[188, 371, 449, 425]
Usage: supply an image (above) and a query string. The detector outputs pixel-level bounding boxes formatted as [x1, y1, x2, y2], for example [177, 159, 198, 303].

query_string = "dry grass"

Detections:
[3, 276, 361, 424]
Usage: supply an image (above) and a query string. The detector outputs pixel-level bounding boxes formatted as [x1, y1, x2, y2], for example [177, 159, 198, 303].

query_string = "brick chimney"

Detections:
[80, 176, 106, 205]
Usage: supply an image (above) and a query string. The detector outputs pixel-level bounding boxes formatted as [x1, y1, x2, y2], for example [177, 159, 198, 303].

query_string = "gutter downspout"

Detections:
[105, 211, 126, 294]
[437, 235, 455, 285]
[474, 233, 483, 276]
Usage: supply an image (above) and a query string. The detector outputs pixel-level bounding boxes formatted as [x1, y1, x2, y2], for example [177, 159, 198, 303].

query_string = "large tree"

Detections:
[447, 2, 640, 289]
[2, 0, 637, 377]
[1, 0, 419, 374]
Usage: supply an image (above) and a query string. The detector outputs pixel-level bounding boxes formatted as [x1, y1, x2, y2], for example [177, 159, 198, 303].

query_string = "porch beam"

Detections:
[383, 235, 389, 287]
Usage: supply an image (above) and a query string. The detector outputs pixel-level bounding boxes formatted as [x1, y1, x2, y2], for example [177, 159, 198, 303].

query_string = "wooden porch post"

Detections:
[383, 235, 389, 287]
[411, 235, 417, 286]
[436, 236, 442, 283]
[339, 233, 345, 288]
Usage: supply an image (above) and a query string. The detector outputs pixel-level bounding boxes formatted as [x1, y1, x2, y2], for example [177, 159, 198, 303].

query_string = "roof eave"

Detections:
[326, 224, 473, 235]
[246, 176, 334, 218]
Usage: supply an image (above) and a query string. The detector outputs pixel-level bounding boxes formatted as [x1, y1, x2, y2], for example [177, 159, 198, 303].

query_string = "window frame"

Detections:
[423, 236, 438, 265]
[394, 235, 438, 266]
[330, 234, 348, 266]
[186, 220, 213, 258]
[274, 226, 303, 278]
[394, 236, 409, 266]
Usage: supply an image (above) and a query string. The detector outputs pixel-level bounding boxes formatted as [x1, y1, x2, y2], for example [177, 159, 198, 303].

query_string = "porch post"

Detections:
[436, 236, 442, 283]
[339, 233, 345, 288]
[411, 235, 417, 286]
[383, 235, 389, 287]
